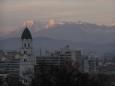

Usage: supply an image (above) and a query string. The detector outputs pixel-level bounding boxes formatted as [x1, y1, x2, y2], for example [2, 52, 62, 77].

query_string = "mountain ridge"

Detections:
[0, 36, 115, 56]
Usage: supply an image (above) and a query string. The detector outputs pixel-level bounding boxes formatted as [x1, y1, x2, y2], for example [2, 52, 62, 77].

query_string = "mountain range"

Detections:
[0, 22, 115, 56]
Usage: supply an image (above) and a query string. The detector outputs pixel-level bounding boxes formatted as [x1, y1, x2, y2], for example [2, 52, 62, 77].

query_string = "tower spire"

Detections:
[21, 27, 32, 39]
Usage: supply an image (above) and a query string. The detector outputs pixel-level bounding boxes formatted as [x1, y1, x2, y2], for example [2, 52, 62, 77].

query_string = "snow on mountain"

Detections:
[0, 22, 115, 55]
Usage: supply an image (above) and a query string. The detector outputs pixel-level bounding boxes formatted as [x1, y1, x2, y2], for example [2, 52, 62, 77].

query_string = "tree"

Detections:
[6, 75, 25, 86]
[31, 59, 111, 86]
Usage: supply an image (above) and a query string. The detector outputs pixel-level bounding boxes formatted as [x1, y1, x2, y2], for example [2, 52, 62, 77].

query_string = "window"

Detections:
[25, 43, 26, 47]
[28, 44, 30, 47]
[24, 51, 26, 54]
[24, 59, 27, 62]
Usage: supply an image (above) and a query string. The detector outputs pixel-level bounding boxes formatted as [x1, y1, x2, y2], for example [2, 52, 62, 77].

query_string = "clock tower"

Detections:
[20, 27, 35, 86]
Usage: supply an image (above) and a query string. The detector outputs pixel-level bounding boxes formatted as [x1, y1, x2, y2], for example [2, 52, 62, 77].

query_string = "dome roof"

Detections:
[21, 27, 32, 39]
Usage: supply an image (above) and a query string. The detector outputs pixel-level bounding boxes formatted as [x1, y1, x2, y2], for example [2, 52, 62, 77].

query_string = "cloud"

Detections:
[0, 0, 114, 34]
[24, 20, 34, 28]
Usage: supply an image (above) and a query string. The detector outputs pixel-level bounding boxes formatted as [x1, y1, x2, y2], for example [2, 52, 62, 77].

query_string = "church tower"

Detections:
[20, 27, 35, 86]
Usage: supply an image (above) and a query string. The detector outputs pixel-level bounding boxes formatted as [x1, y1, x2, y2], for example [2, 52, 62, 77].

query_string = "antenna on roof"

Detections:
[40, 48, 42, 56]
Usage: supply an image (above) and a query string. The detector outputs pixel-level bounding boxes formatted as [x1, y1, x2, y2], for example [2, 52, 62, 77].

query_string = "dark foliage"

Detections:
[6, 75, 25, 86]
[31, 59, 111, 86]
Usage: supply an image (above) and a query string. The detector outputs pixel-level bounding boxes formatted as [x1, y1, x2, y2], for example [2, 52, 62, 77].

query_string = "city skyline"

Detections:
[0, 1, 115, 85]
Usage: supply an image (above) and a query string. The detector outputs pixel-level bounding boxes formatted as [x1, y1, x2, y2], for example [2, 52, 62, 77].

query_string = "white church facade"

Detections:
[20, 27, 35, 86]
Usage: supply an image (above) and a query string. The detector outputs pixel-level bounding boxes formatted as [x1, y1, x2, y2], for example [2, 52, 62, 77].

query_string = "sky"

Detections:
[0, 0, 115, 35]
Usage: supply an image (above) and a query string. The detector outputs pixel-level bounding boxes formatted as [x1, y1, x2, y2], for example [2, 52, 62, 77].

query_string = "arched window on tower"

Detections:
[24, 51, 26, 54]
[28, 44, 30, 47]
[24, 43, 26, 48]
